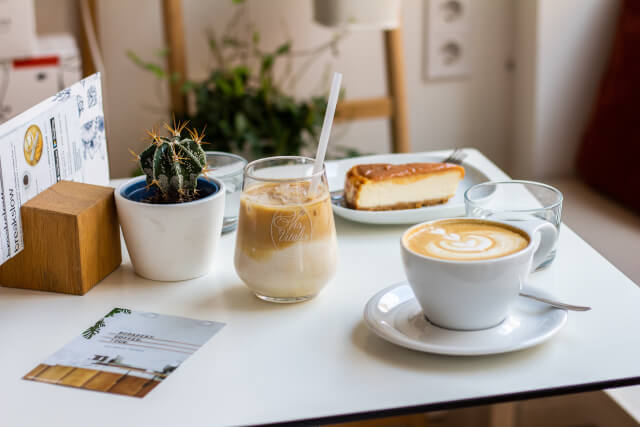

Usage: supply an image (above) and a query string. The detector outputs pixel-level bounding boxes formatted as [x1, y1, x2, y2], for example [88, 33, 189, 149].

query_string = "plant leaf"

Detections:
[232, 72, 245, 95]
[105, 308, 132, 318]
[82, 319, 106, 340]
[181, 80, 196, 93]
[234, 112, 248, 132]
[215, 76, 233, 94]
[260, 55, 274, 74]
[126, 50, 167, 79]
[155, 48, 170, 58]
[275, 42, 291, 55]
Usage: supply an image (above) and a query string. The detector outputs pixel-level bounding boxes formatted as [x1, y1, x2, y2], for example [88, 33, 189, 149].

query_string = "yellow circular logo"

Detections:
[23, 125, 43, 166]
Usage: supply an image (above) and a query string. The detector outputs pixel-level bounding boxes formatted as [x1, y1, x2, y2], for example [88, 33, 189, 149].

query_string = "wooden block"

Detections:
[0, 181, 122, 295]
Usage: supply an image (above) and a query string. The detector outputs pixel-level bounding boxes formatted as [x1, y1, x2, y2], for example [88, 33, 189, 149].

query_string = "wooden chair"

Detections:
[333, 26, 410, 153]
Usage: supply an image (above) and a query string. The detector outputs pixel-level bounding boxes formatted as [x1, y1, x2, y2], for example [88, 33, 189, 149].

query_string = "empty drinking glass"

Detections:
[464, 180, 563, 270]
[205, 152, 247, 233]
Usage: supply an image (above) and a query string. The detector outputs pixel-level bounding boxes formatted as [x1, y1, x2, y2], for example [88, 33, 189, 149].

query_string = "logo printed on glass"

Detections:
[270, 208, 312, 249]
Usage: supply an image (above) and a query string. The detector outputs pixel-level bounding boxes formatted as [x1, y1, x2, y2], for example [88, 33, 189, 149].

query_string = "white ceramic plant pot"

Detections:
[313, 0, 400, 30]
[115, 176, 225, 281]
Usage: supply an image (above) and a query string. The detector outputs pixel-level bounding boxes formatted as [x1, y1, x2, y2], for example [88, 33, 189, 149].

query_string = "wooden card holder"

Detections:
[0, 181, 122, 295]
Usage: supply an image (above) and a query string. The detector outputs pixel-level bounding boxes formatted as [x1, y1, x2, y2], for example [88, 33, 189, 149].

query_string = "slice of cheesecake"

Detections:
[344, 163, 465, 211]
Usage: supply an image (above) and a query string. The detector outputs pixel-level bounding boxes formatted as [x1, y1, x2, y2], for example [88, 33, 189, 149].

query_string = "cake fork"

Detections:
[442, 148, 468, 165]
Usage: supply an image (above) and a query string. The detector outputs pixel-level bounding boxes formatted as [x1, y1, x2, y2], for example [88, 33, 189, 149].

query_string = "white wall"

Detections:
[405, 0, 514, 171]
[94, 0, 514, 178]
[98, 0, 168, 178]
[511, 0, 538, 179]
[511, 0, 621, 179]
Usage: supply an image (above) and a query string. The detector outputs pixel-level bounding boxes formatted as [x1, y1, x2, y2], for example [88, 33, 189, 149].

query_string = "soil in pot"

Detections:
[122, 177, 219, 204]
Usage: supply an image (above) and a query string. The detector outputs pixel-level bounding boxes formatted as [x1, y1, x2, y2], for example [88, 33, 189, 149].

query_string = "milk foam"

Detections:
[406, 221, 529, 261]
[244, 182, 328, 206]
[426, 228, 524, 259]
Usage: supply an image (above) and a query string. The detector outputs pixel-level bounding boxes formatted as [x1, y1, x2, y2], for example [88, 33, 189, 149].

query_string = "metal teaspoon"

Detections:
[519, 292, 591, 311]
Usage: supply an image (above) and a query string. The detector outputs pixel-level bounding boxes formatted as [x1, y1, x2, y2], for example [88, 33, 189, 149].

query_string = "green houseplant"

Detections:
[128, 3, 355, 159]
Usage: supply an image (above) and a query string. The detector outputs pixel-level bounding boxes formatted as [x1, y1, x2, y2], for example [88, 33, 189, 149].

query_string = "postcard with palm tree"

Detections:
[23, 308, 225, 397]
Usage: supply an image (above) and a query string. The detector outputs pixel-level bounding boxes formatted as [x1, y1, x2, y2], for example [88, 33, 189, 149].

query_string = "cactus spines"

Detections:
[138, 120, 208, 203]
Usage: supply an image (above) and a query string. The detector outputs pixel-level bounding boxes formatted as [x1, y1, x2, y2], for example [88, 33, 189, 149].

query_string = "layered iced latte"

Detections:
[234, 157, 337, 302]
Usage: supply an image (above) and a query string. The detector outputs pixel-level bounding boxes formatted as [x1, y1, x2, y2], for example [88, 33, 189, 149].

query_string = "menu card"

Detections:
[23, 308, 225, 398]
[0, 72, 109, 266]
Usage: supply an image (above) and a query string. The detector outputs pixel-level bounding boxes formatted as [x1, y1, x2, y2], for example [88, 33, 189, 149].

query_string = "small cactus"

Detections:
[138, 120, 208, 203]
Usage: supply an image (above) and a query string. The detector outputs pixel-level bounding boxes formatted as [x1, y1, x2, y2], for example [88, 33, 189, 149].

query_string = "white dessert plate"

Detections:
[363, 282, 568, 356]
[326, 152, 490, 225]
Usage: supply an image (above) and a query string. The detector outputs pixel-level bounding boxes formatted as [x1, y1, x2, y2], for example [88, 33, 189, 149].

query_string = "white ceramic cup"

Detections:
[400, 218, 557, 331]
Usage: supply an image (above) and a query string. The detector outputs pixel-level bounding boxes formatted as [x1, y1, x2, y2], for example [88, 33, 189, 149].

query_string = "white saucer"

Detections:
[363, 282, 568, 356]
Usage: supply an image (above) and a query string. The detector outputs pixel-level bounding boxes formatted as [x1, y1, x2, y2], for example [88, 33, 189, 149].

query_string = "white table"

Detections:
[1, 149, 639, 426]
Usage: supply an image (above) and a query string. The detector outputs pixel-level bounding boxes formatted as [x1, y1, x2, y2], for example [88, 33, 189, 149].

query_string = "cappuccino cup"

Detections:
[400, 218, 557, 330]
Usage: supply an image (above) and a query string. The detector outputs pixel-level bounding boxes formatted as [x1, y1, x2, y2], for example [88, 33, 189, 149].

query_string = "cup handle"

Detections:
[511, 220, 558, 271]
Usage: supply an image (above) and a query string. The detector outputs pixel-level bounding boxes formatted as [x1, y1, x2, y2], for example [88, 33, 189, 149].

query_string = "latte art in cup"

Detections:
[404, 219, 529, 261]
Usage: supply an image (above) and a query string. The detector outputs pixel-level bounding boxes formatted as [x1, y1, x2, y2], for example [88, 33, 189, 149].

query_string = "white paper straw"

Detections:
[311, 72, 342, 193]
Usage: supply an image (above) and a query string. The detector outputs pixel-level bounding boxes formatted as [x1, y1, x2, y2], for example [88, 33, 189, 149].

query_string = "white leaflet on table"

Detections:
[45, 309, 225, 374]
[25, 309, 225, 398]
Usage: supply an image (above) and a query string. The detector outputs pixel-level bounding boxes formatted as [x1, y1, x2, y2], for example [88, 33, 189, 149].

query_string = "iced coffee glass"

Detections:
[234, 156, 338, 303]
